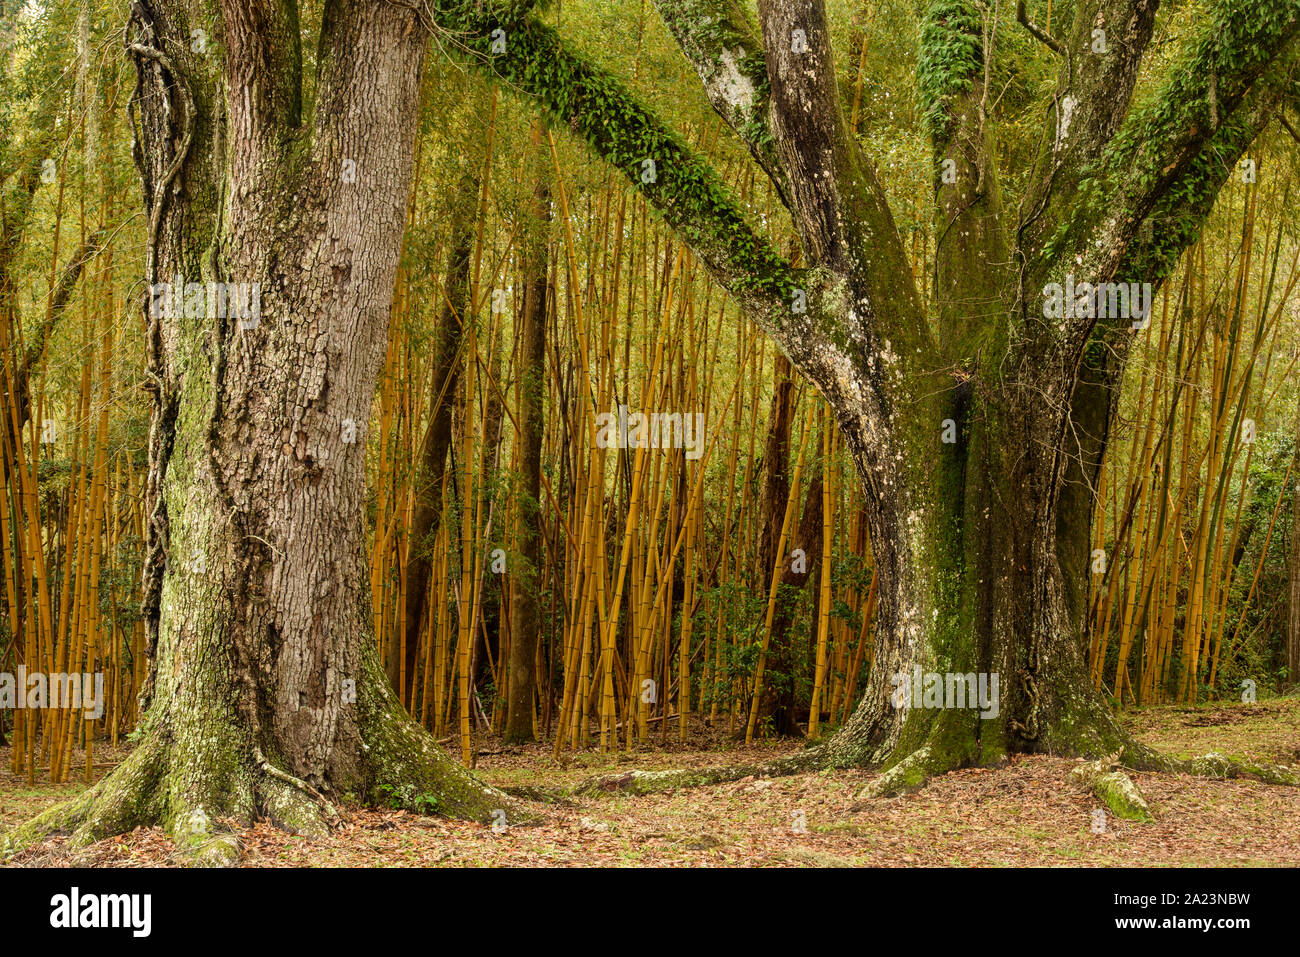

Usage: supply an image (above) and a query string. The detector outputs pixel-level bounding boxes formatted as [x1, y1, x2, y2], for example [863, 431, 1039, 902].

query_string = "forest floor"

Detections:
[2, 694, 1299, 867]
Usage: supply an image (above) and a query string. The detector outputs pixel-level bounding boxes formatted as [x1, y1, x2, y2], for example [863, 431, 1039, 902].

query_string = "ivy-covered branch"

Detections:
[1019, 0, 1299, 342]
[919, 0, 1011, 361]
[424, 0, 866, 381]
[1121, 78, 1294, 293]
[1055, 60, 1294, 585]
[1098, 1, 1297, 252]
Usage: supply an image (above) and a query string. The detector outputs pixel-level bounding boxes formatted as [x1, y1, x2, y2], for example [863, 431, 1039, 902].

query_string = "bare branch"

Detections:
[1015, 0, 1063, 55]
[652, 0, 791, 208]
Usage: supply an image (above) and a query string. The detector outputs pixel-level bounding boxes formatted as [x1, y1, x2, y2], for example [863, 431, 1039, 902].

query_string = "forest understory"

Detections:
[4, 694, 1298, 868]
[6, 0, 1300, 879]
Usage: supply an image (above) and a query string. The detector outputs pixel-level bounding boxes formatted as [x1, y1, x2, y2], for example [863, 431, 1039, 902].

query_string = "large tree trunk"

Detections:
[813, 359, 1131, 788]
[9, 0, 513, 863]
[437, 0, 1296, 800]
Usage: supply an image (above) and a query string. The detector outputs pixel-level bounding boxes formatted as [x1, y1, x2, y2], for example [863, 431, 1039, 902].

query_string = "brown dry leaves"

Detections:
[4, 697, 1299, 867]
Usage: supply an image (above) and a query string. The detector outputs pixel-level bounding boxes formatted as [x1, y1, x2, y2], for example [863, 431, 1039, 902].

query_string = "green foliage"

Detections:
[1091, 0, 1300, 278]
[916, 0, 984, 143]
[379, 782, 442, 813]
[430, 1, 801, 302]
[1219, 431, 1297, 695]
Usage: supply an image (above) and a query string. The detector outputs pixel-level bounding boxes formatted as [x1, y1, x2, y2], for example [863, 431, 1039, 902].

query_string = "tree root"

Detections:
[3, 697, 540, 863]
[571, 747, 827, 797]
[498, 784, 579, 806]
[355, 654, 535, 826]
[2, 731, 167, 858]
[565, 713, 1299, 811]
[255, 745, 342, 831]
[256, 774, 333, 841]
[1121, 739, 1298, 784]
[856, 745, 949, 799]
[1184, 752, 1298, 785]
[1064, 743, 1298, 827]
[170, 820, 244, 868]
[1068, 755, 1154, 822]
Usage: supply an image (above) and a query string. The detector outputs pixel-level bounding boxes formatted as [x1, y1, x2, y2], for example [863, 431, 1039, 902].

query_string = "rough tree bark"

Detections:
[9, 0, 1299, 860]
[6, 0, 518, 864]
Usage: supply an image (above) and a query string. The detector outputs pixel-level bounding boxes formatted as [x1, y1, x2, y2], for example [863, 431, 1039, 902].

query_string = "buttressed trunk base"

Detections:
[4, 0, 520, 864]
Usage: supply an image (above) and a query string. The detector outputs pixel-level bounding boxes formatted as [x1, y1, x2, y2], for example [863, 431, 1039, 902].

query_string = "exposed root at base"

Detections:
[3, 733, 167, 858]
[856, 745, 950, 799]
[1068, 755, 1154, 822]
[571, 747, 827, 797]
[355, 647, 536, 826]
[256, 774, 333, 840]
[498, 784, 579, 806]
[1182, 752, 1298, 785]
[1125, 742, 1298, 785]
[567, 722, 1300, 810]
[1065, 745, 1297, 826]
[171, 827, 244, 868]
[255, 745, 342, 832]
[3, 723, 540, 863]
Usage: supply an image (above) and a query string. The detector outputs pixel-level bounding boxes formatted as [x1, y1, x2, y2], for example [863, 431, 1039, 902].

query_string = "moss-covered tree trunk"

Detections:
[823, 371, 1131, 783]
[6, 0, 515, 863]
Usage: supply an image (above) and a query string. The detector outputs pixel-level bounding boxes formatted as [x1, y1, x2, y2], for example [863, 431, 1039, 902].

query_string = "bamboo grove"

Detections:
[2, 0, 1299, 786]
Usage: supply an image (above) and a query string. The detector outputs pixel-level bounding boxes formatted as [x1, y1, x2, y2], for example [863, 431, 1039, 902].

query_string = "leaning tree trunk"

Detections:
[7, 1, 514, 863]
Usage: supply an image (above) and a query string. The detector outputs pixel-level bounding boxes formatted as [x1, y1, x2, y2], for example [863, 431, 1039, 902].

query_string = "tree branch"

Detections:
[652, 0, 791, 208]
[1014, 0, 1063, 55]
[424, 0, 862, 386]
[752, 0, 930, 360]
[922, 0, 1012, 360]
[1018, 0, 1299, 347]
